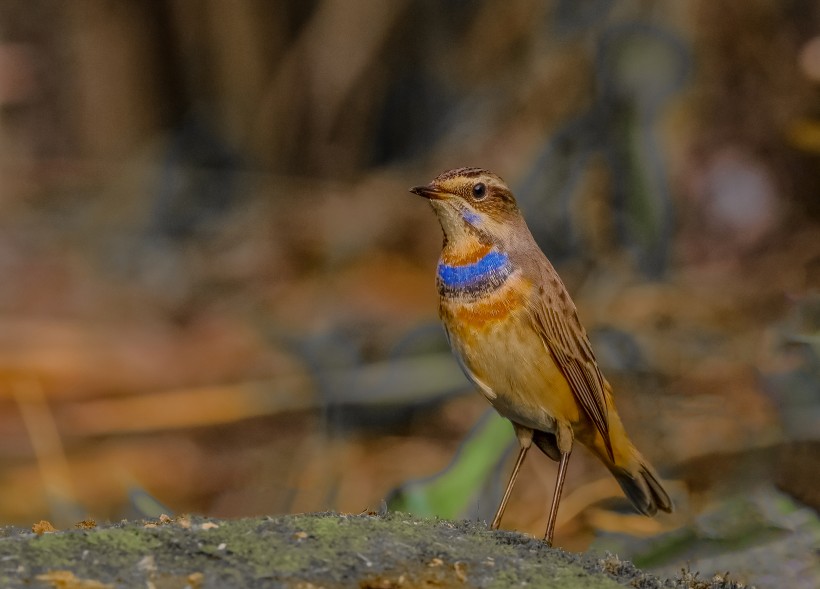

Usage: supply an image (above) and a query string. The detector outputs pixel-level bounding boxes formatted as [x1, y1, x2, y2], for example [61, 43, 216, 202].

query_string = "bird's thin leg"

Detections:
[491, 445, 529, 530]
[543, 450, 571, 547]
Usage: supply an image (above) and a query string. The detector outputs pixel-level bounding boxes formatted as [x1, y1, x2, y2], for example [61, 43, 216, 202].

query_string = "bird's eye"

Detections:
[472, 182, 487, 200]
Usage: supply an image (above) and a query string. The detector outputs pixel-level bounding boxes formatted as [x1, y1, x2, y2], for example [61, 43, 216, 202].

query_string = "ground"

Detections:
[0, 512, 747, 589]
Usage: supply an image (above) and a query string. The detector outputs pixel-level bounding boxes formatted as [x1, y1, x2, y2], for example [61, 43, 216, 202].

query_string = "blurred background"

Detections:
[0, 0, 818, 586]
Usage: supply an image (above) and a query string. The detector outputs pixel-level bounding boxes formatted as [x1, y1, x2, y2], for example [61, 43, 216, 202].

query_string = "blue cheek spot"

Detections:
[438, 250, 511, 289]
[461, 209, 481, 226]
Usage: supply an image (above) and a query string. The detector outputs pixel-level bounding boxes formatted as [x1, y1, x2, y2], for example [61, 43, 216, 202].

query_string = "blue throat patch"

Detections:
[437, 249, 513, 294]
[461, 209, 481, 226]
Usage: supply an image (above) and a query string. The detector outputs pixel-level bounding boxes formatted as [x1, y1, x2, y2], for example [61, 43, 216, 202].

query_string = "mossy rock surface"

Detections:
[0, 512, 741, 588]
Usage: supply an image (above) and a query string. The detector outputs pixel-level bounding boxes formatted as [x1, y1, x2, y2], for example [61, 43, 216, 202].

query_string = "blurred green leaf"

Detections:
[387, 411, 515, 519]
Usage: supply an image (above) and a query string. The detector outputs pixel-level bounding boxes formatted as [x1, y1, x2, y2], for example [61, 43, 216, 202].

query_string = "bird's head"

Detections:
[410, 167, 523, 247]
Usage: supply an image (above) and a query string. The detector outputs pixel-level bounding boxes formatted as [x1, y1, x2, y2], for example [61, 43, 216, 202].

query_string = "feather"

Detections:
[529, 294, 614, 461]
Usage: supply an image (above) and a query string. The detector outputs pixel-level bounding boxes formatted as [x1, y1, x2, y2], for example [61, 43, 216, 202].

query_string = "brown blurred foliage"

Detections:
[0, 1, 818, 567]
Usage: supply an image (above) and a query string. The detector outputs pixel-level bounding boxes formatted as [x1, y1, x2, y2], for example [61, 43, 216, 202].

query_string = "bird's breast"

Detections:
[437, 245, 515, 299]
[439, 270, 579, 431]
[438, 243, 532, 330]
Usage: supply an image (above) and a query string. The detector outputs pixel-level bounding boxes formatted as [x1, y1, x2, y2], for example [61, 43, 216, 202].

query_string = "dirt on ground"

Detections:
[0, 512, 748, 589]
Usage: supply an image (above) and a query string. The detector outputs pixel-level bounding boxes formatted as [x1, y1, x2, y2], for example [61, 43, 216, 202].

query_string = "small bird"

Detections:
[410, 167, 672, 546]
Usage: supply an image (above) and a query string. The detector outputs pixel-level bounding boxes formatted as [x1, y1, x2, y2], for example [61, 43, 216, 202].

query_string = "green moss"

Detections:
[0, 513, 723, 588]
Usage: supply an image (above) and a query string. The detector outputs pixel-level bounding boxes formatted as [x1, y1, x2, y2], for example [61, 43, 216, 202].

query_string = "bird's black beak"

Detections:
[410, 183, 445, 200]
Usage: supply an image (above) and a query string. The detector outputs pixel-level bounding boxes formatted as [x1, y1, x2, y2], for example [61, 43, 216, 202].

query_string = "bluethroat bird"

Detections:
[410, 168, 673, 546]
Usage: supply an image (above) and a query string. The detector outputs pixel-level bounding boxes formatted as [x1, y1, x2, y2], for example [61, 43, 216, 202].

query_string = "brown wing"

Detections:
[530, 294, 614, 461]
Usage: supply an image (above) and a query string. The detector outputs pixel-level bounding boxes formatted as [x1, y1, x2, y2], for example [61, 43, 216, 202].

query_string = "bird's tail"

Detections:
[587, 412, 673, 516]
[607, 448, 673, 516]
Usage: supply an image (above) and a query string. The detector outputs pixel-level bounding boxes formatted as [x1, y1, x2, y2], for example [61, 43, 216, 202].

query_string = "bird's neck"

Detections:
[437, 239, 513, 297]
